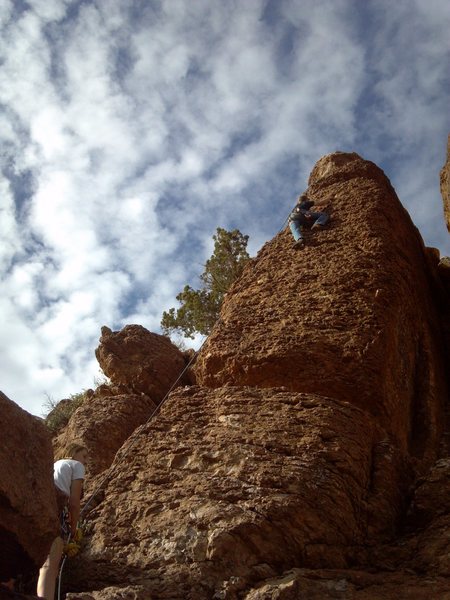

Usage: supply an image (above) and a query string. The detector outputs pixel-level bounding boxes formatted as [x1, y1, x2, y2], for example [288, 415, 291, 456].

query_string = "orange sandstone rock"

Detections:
[194, 152, 447, 467]
[54, 325, 188, 477]
[56, 153, 449, 599]
[66, 386, 410, 599]
[95, 324, 187, 398]
[54, 391, 157, 477]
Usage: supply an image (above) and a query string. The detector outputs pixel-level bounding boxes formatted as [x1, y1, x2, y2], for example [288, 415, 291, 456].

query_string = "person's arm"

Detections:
[68, 479, 83, 535]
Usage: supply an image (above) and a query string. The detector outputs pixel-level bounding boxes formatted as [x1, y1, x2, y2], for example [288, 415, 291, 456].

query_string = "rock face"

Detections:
[66, 386, 410, 599]
[441, 134, 450, 231]
[241, 569, 450, 599]
[55, 325, 187, 477]
[3, 151, 449, 598]
[54, 391, 158, 477]
[194, 152, 446, 464]
[0, 391, 58, 580]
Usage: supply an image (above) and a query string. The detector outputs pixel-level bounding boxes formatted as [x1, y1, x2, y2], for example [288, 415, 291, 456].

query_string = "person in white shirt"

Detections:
[37, 442, 88, 600]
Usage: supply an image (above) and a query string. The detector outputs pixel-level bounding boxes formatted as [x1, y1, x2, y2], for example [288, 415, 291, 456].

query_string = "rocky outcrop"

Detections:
[194, 152, 446, 465]
[242, 569, 450, 599]
[0, 392, 57, 581]
[95, 324, 188, 397]
[58, 153, 448, 599]
[234, 456, 450, 599]
[441, 134, 450, 231]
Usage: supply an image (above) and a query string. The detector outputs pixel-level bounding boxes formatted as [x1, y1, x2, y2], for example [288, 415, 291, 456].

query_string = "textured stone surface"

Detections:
[0, 392, 58, 580]
[441, 134, 450, 231]
[367, 457, 450, 578]
[95, 324, 188, 397]
[54, 391, 157, 477]
[65, 587, 146, 600]
[243, 568, 450, 599]
[194, 152, 447, 465]
[64, 386, 412, 599]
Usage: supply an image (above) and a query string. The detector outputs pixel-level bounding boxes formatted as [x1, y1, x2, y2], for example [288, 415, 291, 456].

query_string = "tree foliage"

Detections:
[161, 227, 250, 338]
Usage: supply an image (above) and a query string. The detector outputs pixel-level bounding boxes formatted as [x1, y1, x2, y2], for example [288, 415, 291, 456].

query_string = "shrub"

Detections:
[43, 391, 86, 435]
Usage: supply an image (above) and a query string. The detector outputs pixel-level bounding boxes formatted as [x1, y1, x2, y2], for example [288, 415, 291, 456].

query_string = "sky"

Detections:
[1, 0, 449, 416]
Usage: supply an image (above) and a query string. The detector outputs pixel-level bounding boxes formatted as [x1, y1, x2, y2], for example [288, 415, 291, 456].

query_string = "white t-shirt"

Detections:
[54, 459, 85, 497]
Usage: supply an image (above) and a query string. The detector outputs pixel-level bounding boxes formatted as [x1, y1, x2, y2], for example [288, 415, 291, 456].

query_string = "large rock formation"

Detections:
[441, 134, 450, 232]
[195, 152, 446, 465]
[56, 152, 448, 599]
[65, 386, 410, 599]
[0, 392, 57, 581]
[54, 391, 158, 477]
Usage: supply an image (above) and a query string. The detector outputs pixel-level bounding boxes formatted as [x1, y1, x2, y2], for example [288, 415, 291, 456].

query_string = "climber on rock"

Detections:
[37, 442, 88, 600]
[288, 193, 329, 249]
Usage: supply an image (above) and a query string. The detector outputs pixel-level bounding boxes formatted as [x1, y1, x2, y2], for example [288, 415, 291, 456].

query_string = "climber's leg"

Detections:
[37, 536, 64, 600]
[310, 211, 329, 230]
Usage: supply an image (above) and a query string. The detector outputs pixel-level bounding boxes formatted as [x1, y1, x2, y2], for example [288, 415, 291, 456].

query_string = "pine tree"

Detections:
[161, 227, 250, 338]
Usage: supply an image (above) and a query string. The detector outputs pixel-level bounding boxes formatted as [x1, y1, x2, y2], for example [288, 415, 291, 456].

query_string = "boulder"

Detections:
[0, 392, 57, 580]
[53, 391, 157, 477]
[54, 325, 188, 479]
[95, 325, 188, 398]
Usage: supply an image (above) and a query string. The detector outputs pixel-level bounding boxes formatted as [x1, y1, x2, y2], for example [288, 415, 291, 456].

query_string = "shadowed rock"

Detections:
[0, 392, 57, 581]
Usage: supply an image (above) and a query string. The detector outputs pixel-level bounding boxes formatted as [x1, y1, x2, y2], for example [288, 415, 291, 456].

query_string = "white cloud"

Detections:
[0, 180, 21, 270]
[0, 0, 449, 415]
[0, 1, 13, 25]
[27, 0, 71, 23]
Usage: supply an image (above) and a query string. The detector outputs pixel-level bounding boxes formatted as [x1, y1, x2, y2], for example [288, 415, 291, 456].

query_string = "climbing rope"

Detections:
[57, 534, 70, 600]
